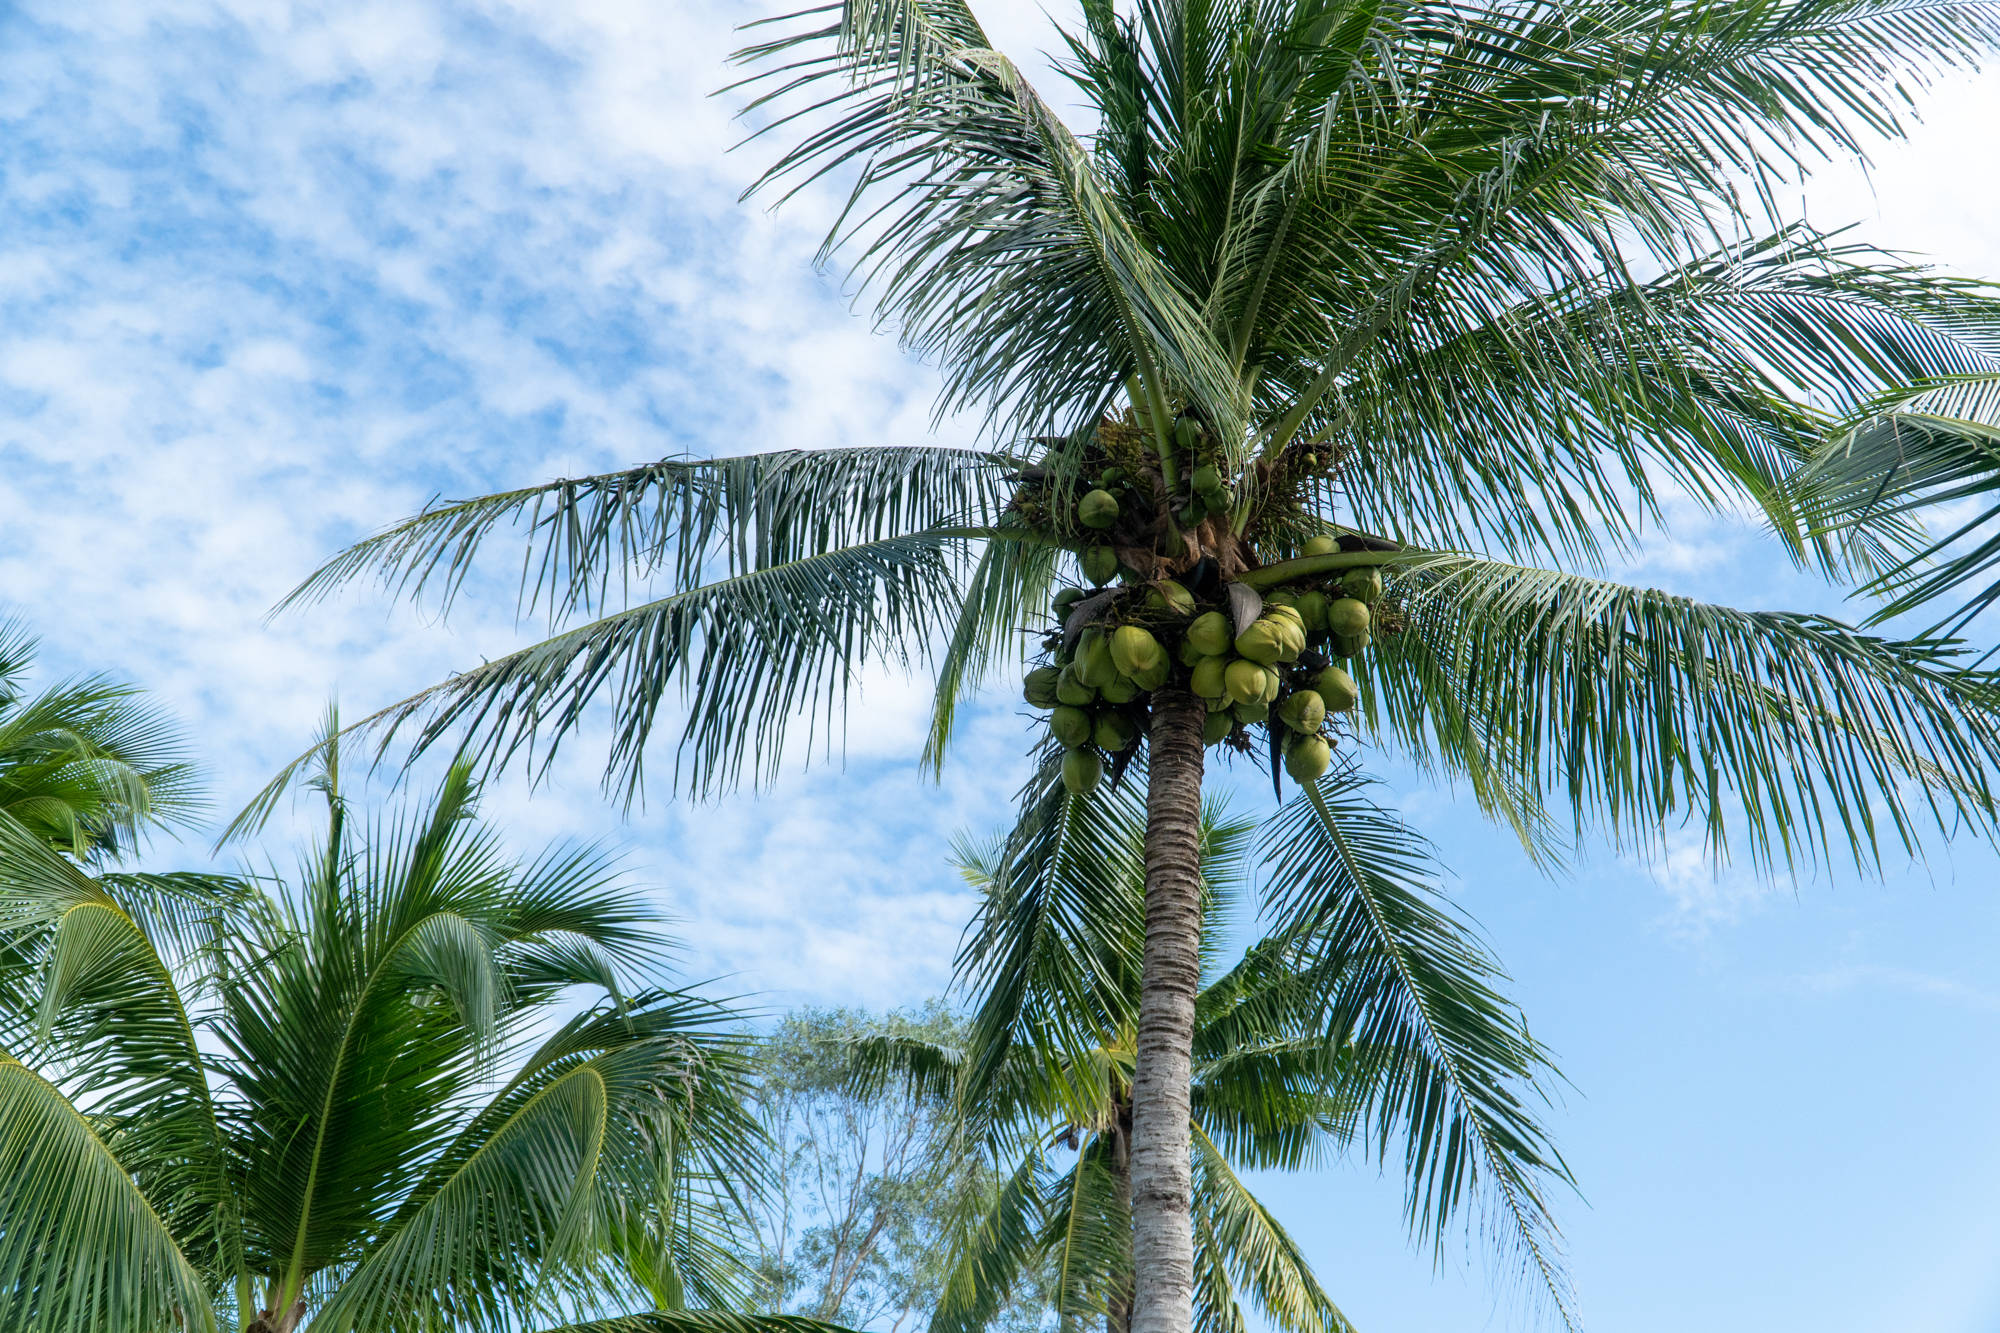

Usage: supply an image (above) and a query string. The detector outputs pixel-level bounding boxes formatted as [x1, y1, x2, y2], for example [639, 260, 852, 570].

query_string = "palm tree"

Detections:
[857, 775, 1544, 1333]
[252, 3, 2000, 1329]
[0, 616, 198, 859]
[0, 738, 821, 1333]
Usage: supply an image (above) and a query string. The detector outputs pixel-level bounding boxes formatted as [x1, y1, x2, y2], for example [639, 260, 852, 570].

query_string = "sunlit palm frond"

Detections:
[0, 1055, 217, 1333]
[1040, 1135, 1131, 1332]
[1258, 767, 1573, 1327]
[924, 516, 1063, 774]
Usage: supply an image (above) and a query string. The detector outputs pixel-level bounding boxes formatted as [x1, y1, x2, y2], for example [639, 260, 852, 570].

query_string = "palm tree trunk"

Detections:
[1129, 688, 1207, 1333]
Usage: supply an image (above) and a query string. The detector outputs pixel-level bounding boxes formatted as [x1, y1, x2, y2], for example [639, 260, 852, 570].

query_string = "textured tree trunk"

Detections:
[1107, 1096, 1134, 1333]
[1129, 688, 1207, 1333]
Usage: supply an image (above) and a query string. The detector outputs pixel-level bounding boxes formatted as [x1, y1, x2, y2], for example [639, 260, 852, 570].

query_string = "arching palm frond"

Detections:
[282, 446, 1015, 626]
[1794, 371, 2000, 631]
[0, 1055, 218, 1333]
[1258, 768, 1573, 1327]
[1039, 1135, 1132, 1333]
[1366, 554, 2000, 874]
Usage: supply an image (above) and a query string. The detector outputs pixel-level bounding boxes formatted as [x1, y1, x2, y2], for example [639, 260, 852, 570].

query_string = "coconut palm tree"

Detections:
[0, 616, 198, 859]
[252, 2, 2000, 1328]
[0, 740, 828, 1333]
[856, 776, 1543, 1333]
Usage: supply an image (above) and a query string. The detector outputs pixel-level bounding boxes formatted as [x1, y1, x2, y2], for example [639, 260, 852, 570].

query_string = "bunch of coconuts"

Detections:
[1023, 527, 1387, 797]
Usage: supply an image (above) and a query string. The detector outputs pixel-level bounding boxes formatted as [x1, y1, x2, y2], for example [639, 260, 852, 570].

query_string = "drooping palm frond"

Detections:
[1793, 371, 2000, 631]
[1189, 1127, 1353, 1333]
[929, 1150, 1054, 1333]
[1258, 767, 1573, 1327]
[923, 514, 1064, 774]
[1366, 553, 2000, 873]
[953, 749, 1149, 1110]
[1040, 1133, 1132, 1332]
[232, 531, 981, 838]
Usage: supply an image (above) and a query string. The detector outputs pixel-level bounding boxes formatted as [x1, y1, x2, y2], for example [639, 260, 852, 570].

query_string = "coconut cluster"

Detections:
[1024, 531, 1386, 796]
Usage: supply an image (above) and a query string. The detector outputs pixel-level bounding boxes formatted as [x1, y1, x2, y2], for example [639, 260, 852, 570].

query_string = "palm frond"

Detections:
[1258, 766, 1574, 1327]
[1190, 1126, 1354, 1333]
[280, 445, 1014, 625]
[929, 1150, 1051, 1333]
[1372, 552, 2000, 873]
[735, 0, 1245, 444]
[0, 1056, 217, 1333]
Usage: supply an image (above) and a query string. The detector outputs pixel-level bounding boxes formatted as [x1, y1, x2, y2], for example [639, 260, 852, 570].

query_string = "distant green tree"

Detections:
[0, 617, 197, 859]
[0, 735, 828, 1333]
[752, 1005, 1051, 1333]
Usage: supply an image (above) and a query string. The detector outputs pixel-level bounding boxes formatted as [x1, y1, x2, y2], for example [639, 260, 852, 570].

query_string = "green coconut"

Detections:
[1232, 698, 1270, 724]
[1267, 614, 1307, 662]
[1341, 567, 1384, 604]
[1234, 620, 1286, 665]
[1224, 658, 1269, 705]
[1265, 590, 1298, 609]
[1079, 489, 1120, 529]
[1283, 734, 1332, 784]
[1051, 705, 1092, 749]
[1100, 675, 1140, 704]
[1056, 663, 1097, 706]
[1078, 631, 1119, 689]
[1190, 655, 1230, 699]
[1192, 463, 1223, 495]
[1278, 689, 1327, 733]
[1294, 590, 1329, 633]
[1053, 586, 1086, 614]
[1023, 666, 1061, 709]
[1313, 666, 1359, 712]
[1093, 712, 1140, 753]
[1176, 637, 1206, 667]
[1327, 597, 1370, 637]
[1202, 710, 1235, 745]
[1082, 545, 1119, 586]
[1176, 417, 1201, 449]
[1187, 611, 1233, 657]
[1155, 580, 1196, 618]
[1132, 659, 1171, 692]
[1101, 466, 1128, 487]
[1332, 631, 1372, 660]
[1178, 501, 1205, 528]
[1110, 626, 1165, 678]
[1205, 692, 1233, 713]
[1062, 748, 1104, 795]
[1258, 665, 1283, 704]
[1302, 535, 1339, 556]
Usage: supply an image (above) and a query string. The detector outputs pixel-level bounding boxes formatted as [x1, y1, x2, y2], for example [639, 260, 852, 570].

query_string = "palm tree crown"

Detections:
[0, 746, 782, 1333]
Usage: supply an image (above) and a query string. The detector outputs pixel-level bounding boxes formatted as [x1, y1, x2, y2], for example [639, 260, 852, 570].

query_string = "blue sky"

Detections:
[2, 3, 1998, 1330]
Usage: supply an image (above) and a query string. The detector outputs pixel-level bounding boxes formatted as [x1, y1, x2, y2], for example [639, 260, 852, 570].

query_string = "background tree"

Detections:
[751, 1005, 1051, 1332]
[256, 3, 2000, 1330]
[0, 616, 197, 859]
[0, 739, 818, 1333]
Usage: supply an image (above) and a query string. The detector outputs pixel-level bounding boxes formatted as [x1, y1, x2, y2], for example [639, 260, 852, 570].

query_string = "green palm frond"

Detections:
[924, 515, 1063, 774]
[1040, 1135, 1131, 1331]
[1258, 768, 1573, 1327]
[735, 0, 1246, 448]
[232, 531, 976, 837]
[1190, 1127, 1353, 1333]
[282, 445, 1014, 625]
[953, 751, 1148, 1109]
[1794, 371, 2000, 630]
[0, 1055, 216, 1333]
[1369, 553, 2000, 873]
[545, 1314, 859, 1333]
[929, 1150, 1051, 1333]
